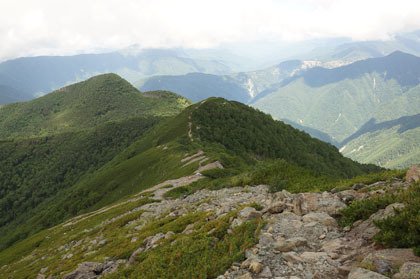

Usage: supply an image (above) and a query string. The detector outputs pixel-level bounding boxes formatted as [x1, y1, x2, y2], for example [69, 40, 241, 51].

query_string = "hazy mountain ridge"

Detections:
[0, 49, 238, 104]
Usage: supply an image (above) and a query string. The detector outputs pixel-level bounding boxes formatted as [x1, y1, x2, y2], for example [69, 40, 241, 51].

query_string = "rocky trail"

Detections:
[27, 165, 420, 279]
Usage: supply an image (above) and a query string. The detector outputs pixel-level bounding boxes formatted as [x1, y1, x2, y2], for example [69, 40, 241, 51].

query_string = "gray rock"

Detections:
[353, 183, 367, 190]
[361, 248, 420, 275]
[273, 237, 307, 252]
[302, 212, 337, 227]
[259, 266, 273, 278]
[406, 165, 420, 183]
[282, 252, 303, 264]
[238, 207, 262, 221]
[249, 261, 263, 274]
[127, 247, 144, 266]
[394, 262, 420, 279]
[62, 262, 105, 279]
[268, 202, 286, 214]
[348, 267, 389, 279]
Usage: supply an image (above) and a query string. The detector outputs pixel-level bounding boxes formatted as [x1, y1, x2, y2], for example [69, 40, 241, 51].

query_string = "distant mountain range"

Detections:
[2, 30, 420, 106]
[0, 48, 241, 104]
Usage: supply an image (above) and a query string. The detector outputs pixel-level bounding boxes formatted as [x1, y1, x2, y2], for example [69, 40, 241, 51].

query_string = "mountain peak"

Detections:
[0, 74, 191, 139]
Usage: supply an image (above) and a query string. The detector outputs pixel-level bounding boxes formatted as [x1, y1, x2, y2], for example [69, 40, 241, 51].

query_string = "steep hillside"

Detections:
[253, 51, 420, 142]
[189, 98, 379, 178]
[0, 73, 191, 139]
[341, 114, 420, 169]
[0, 96, 380, 252]
[0, 75, 192, 250]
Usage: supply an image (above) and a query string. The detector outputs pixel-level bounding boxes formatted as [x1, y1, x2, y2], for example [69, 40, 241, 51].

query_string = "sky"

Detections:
[1, 0, 420, 61]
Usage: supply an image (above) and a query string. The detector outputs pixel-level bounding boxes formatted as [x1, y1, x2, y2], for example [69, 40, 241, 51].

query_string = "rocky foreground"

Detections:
[16, 167, 420, 279]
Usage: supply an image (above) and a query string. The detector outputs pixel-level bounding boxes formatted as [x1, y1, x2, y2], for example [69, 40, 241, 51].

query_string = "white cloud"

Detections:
[1, 0, 420, 60]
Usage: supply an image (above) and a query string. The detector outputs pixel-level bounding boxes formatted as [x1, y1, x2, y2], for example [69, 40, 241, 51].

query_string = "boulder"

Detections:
[238, 207, 262, 221]
[267, 202, 286, 214]
[258, 266, 272, 278]
[322, 238, 347, 254]
[353, 183, 367, 190]
[143, 232, 165, 250]
[302, 212, 338, 227]
[406, 165, 420, 183]
[248, 261, 263, 274]
[236, 272, 253, 279]
[273, 237, 307, 252]
[62, 262, 106, 279]
[282, 252, 303, 264]
[361, 248, 420, 275]
[127, 247, 144, 266]
[348, 267, 389, 279]
[394, 262, 420, 279]
[348, 203, 405, 241]
[300, 252, 328, 264]
[293, 192, 345, 216]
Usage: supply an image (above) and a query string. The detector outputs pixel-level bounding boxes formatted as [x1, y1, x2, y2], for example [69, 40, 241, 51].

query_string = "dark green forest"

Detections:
[191, 98, 381, 178]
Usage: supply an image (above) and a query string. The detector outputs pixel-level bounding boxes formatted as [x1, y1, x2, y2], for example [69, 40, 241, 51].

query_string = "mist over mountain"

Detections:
[0, 48, 240, 104]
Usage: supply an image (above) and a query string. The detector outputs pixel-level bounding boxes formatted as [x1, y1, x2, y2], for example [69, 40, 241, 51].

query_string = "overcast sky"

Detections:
[1, 0, 420, 61]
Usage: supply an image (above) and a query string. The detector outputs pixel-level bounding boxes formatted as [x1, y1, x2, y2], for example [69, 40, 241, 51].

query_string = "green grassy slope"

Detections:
[0, 74, 192, 250]
[0, 73, 191, 139]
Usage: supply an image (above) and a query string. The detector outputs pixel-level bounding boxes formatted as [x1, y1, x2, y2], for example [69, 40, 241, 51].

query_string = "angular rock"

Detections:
[361, 248, 420, 275]
[302, 212, 338, 227]
[322, 238, 347, 254]
[268, 202, 286, 214]
[348, 267, 389, 279]
[238, 207, 262, 221]
[258, 266, 272, 278]
[273, 237, 307, 252]
[143, 232, 165, 249]
[394, 262, 420, 279]
[249, 261, 263, 274]
[62, 262, 106, 279]
[294, 192, 345, 216]
[353, 183, 367, 190]
[282, 252, 303, 264]
[348, 203, 405, 241]
[300, 252, 328, 264]
[236, 272, 253, 279]
[406, 165, 420, 183]
[127, 247, 144, 266]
